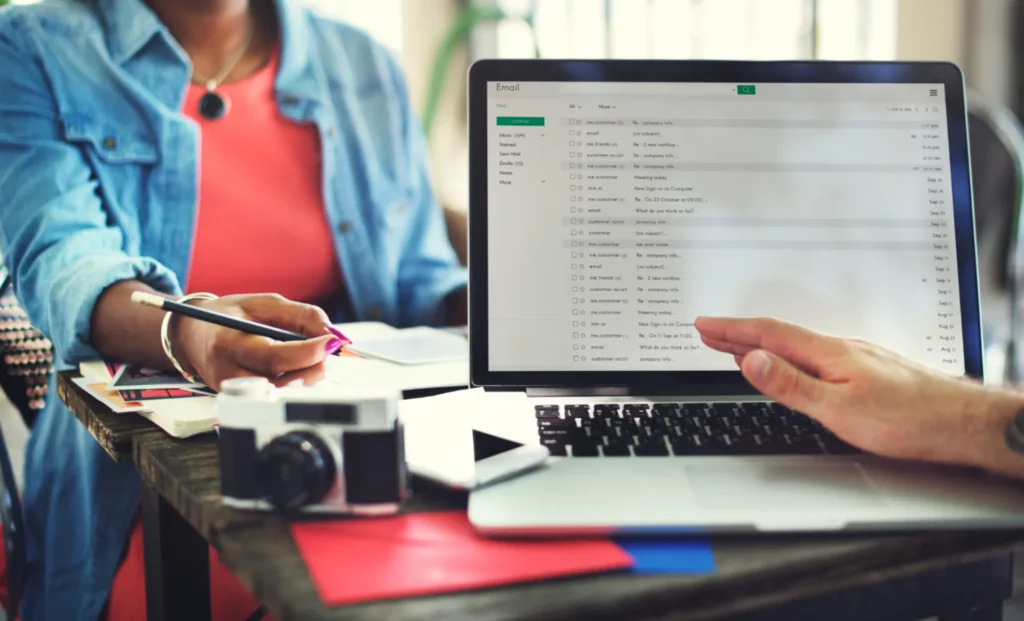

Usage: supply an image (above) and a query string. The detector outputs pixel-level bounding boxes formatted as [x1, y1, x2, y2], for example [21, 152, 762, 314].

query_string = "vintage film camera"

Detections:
[217, 377, 407, 515]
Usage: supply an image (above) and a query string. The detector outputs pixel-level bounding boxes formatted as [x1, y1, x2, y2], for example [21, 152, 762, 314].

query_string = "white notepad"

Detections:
[344, 326, 469, 365]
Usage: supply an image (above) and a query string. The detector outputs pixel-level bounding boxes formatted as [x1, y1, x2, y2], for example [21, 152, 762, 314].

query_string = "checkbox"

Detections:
[573, 345, 580, 351]
[572, 275, 579, 281]
[570, 185, 577, 190]
[571, 196, 577, 202]
[573, 308, 579, 314]
[574, 355, 580, 362]
[573, 298, 578, 304]
[573, 320, 579, 326]
[571, 230, 578, 236]
[573, 332, 579, 338]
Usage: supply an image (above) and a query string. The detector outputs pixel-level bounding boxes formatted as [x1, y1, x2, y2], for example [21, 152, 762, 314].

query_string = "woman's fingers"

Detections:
[232, 334, 339, 378]
[270, 362, 328, 388]
[241, 294, 333, 338]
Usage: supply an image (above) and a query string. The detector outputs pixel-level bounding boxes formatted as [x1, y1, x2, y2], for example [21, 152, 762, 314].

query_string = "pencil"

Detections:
[131, 292, 345, 354]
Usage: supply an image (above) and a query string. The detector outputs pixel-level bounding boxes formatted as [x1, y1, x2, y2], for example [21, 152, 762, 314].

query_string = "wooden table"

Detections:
[58, 371, 1024, 621]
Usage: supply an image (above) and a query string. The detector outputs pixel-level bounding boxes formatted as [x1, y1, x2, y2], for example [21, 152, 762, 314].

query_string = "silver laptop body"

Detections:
[465, 59, 1024, 534]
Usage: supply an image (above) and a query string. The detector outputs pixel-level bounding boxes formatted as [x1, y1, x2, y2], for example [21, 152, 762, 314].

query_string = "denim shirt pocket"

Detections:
[60, 114, 159, 253]
[62, 115, 159, 165]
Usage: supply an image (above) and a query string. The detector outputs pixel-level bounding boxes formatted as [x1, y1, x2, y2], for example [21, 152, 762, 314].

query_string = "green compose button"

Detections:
[497, 116, 545, 126]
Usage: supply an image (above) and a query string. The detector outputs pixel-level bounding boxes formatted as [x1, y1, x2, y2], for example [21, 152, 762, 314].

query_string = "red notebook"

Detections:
[290, 511, 633, 605]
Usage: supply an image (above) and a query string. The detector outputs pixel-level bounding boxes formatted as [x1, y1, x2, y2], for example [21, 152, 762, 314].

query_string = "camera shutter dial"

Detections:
[256, 431, 336, 511]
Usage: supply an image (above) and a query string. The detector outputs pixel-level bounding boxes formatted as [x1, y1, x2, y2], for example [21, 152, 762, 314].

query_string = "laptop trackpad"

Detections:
[687, 462, 884, 510]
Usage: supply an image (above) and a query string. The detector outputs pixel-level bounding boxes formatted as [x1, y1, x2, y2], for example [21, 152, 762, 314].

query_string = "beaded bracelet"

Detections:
[160, 292, 218, 383]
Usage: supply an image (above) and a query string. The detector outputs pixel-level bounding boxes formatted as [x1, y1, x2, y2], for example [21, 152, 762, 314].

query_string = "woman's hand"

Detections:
[170, 293, 346, 390]
[695, 316, 1024, 475]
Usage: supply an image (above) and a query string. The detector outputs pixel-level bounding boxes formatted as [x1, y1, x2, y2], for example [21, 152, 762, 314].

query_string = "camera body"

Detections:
[217, 377, 407, 515]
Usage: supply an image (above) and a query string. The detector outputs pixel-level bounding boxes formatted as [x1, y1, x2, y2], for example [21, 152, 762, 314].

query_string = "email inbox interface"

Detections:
[486, 82, 962, 374]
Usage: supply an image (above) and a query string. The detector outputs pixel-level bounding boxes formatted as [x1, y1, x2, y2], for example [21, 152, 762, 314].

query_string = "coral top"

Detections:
[183, 48, 343, 306]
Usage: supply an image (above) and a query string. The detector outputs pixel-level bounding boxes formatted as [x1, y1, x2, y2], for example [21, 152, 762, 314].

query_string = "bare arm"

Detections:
[446, 287, 467, 326]
[90, 280, 174, 370]
[695, 316, 1024, 479]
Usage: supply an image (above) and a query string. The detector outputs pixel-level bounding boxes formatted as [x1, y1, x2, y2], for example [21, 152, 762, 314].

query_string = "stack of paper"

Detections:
[75, 361, 217, 438]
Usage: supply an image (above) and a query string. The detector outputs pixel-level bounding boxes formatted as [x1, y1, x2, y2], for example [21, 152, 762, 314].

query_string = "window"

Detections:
[495, 0, 896, 61]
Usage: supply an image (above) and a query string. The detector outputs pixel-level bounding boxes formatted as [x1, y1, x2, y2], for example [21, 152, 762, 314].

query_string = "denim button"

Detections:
[102, 136, 117, 150]
[282, 95, 299, 106]
[339, 221, 352, 234]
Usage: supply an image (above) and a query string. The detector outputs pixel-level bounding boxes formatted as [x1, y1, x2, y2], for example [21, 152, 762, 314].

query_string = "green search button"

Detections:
[737, 85, 756, 95]
[497, 116, 545, 126]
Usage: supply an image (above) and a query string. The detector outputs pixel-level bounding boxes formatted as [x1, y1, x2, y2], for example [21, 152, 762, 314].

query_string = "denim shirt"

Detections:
[0, 0, 466, 617]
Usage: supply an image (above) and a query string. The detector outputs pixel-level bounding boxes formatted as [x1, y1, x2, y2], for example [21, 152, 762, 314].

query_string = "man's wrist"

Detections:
[962, 387, 1024, 478]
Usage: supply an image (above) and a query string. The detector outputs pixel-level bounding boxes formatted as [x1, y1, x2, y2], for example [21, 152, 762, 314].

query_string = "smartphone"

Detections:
[471, 430, 550, 490]
[407, 428, 550, 491]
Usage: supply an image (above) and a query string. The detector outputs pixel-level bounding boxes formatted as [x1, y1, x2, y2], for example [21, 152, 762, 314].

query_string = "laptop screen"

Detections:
[485, 81, 963, 375]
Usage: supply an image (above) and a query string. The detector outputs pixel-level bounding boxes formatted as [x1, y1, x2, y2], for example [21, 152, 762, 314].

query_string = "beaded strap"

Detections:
[160, 292, 218, 383]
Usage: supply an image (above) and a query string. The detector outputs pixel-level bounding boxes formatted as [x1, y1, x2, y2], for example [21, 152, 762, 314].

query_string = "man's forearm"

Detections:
[90, 280, 174, 369]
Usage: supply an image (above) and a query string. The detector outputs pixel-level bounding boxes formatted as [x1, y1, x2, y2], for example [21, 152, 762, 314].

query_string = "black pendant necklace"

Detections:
[197, 81, 231, 121]
[190, 17, 254, 122]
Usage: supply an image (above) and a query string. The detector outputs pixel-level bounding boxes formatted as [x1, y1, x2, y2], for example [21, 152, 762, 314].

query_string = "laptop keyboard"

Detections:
[535, 402, 860, 457]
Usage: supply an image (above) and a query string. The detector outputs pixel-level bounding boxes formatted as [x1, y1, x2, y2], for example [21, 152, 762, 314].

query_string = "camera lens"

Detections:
[256, 431, 336, 511]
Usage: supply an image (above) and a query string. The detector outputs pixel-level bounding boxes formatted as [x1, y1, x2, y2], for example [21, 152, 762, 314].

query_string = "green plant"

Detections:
[421, 5, 538, 141]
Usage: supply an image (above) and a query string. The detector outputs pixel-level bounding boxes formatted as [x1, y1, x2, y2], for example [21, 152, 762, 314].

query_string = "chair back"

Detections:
[967, 91, 1024, 382]
[0, 267, 54, 617]
[0, 270, 52, 428]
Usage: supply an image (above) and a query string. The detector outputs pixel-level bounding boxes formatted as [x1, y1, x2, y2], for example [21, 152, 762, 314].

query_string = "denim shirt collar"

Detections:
[97, 0, 323, 110]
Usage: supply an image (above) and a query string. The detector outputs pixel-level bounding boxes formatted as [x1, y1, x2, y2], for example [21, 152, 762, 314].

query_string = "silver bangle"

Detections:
[160, 292, 219, 383]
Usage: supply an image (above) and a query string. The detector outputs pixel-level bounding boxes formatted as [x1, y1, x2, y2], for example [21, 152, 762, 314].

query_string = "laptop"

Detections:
[465, 59, 1024, 534]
